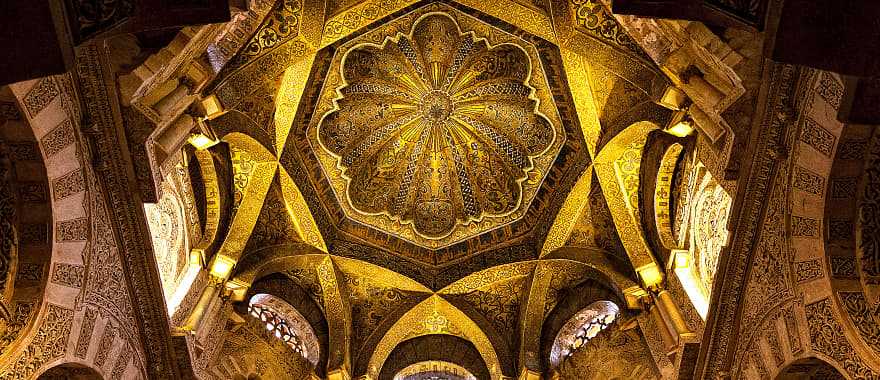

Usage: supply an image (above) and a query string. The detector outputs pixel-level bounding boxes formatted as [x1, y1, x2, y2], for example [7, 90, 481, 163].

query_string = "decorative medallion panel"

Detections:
[305, 6, 566, 249]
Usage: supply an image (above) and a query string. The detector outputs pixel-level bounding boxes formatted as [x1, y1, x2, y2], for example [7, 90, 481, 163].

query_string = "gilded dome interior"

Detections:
[310, 9, 565, 248]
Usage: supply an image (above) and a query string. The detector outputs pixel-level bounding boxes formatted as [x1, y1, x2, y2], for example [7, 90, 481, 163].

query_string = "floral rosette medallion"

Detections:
[309, 9, 565, 248]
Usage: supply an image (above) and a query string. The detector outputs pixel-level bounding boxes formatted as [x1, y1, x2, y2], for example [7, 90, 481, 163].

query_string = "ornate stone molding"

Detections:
[696, 62, 801, 378]
[74, 43, 186, 379]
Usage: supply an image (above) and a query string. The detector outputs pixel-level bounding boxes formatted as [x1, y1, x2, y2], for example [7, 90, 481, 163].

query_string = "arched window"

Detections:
[549, 300, 619, 368]
[393, 360, 477, 380]
[247, 293, 320, 366]
[144, 159, 201, 314]
[672, 160, 733, 319]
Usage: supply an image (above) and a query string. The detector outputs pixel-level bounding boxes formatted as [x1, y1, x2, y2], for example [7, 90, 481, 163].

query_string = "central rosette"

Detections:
[316, 13, 557, 240]
[420, 91, 454, 123]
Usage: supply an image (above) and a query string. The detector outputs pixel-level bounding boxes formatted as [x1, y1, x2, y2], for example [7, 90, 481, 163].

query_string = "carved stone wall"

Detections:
[704, 66, 880, 379]
[0, 75, 148, 379]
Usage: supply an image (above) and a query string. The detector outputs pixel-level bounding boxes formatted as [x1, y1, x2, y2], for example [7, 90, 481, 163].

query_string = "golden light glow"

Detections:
[367, 295, 504, 380]
[226, 279, 250, 302]
[326, 368, 351, 380]
[671, 250, 709, 319]
[656, 86, 688, 111]
[623, 286, 649, 309]
[188, 133, 219, 150]
[673, 249, 690, 269]
[395, 361, 477, 380]
[209, 254, 236, 279]
[541, 167, 593, 257]
[666, 119, 694, 137]
[167, 264, 201, 313]
[200, 95, 225, 120]
[189, 249, 205, 266]
[655, 144, 684, 250]
[309, 9, 565, 249]
[636, 263, 663, 289]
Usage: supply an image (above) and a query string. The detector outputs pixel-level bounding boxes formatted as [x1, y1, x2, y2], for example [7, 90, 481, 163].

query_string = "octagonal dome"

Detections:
[306, 8, 566, 249]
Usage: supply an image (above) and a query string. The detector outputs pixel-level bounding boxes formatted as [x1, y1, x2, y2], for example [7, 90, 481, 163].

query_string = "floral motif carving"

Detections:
[748, 347, 768, 378]
[556, 326, 659, 379]
[800, 117, 835, 157]
[791, 215, 819, 237]
[793, 166, 825, 195]
[783, 306, 802, 355]
[0, 153, 15, 292]
[839, 292, 880, 355]
[15, 263, 41, 282]
[830, 256, 858, 279]
[0, 102, 19, 121]
[838, 139, 868, 161]
[0, 304, 74, 380]
[145, 179, 187, 297]
[829, 219, 854, 241]
[460, 276, 524, 348]
[794, 259, 823, 283]
[4, 142, 40, 161]
[22, 78, 59, 117]
[322, 0, 412, 44]
[226, 0, 302, 71]
[344, 273, 410, 351]
[703, 64, 800, 379]
[570, 0, 643, 56]
[816, 72, 844, 109]
[17, 182, 47, 203]
[56, 218, 89, 242]
[858, 132, 880, 278]
[806, 298, 880, 379]
[679, 163, 733, 293]
[831, 178, 857, 199]
[75, 307, 98, 359]
[0, 302, 35, 353]
[313, 12, 562, 246]
[551, 301, 619, 367]
[93, 323, 117, 368]
[40, 120, 76, 157]
[765, 327, 784, 366]
[77, 43, 177, 378]
[51, 262, 85, 288]
[110, 345, 132, 379]
[52, 170, 85, 201]
[18, 223, 48, 245]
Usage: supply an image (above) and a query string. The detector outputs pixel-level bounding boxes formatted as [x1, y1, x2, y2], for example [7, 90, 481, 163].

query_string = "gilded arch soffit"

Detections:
[593, 121, 662, 270]
[211, 132, 328, 264]
[365, 295, 505, 380]
[233, 250, 640, 379]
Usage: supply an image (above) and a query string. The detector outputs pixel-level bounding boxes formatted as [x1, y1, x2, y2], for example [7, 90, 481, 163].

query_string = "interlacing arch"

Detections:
[221, 245, 640, 379]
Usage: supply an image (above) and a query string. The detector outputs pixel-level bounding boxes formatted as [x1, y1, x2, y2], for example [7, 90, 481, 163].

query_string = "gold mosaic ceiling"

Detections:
[308, 9, 565, 248]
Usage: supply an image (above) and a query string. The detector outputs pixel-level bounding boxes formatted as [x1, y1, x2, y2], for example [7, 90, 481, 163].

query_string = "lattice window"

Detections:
[248, 302, 307, 356]
[550, 300, 619, 367]
[246, 293, 320, 366]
